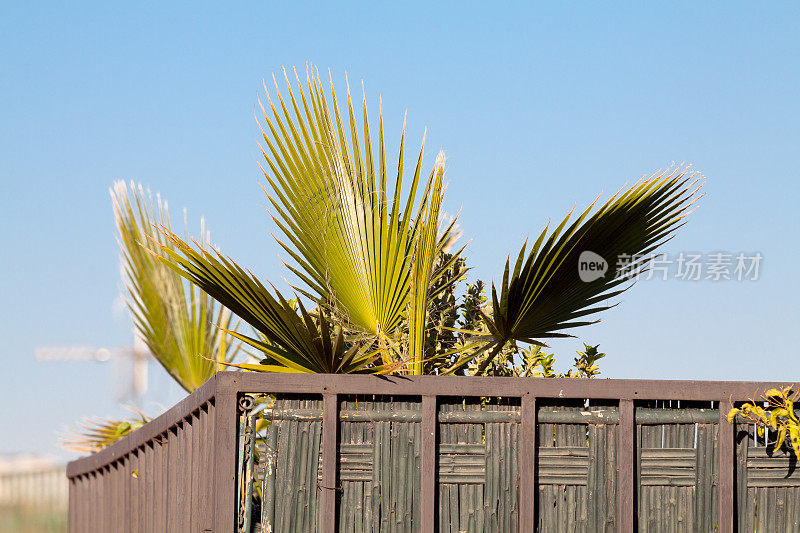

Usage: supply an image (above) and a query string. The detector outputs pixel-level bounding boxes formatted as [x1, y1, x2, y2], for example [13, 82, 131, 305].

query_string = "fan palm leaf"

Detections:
[461, 166, 703, 374]
[256, 66, 461, 345]
[111, 181, 240, 392]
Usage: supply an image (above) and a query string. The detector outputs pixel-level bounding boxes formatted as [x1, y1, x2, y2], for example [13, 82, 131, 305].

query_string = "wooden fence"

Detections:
[0, 465, 68, 532]
[67, 372, 800, 532]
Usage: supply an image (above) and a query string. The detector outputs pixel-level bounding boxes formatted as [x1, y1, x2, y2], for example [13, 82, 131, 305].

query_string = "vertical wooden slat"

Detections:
[199, 403, 213, 530]
[181, 418, 192, 533]
[618, 399, 635, 533]
[97, 469, 105, 533]
[154, 435, 164, 530]
[68, 477, 76, 533]
[167, 426, 179, 532]
[108, 463, 116, 531]
[520, 394, 536, 531]
[321, 392, 339, 533]
[83, 474, 92, 533]
[84, 473, 91, 532]
[103, 466, 111, 533]
[189, 411, 199, 533]
[80, 474, 88, 533]
[297, 402, 312, 530]
[123, 454, 131, 533]
[421, 395, 437, 533]
[213, 376, 239, 533]
[129, 451, 139, 533]
[718, 402, 735, 533]
[735, 423, 748, 530]
[146, 443, 155, 533]
[114, 461, 123, 532]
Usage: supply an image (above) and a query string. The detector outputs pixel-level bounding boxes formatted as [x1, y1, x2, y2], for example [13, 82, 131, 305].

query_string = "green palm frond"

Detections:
[154, 230, 382, 374]
[62, 409, 150, 453]
[467, 166, 703, 374]
[256, 66, 461, 342]
[407, 153, 446, 374]
[111, 181, 240, 392]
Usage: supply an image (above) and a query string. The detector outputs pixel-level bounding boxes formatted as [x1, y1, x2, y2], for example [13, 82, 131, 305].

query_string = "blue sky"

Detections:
[1, 2, 798, 458]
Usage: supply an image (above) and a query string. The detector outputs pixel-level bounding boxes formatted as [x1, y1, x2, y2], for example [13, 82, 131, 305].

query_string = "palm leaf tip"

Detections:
[477, 165, 703, 372]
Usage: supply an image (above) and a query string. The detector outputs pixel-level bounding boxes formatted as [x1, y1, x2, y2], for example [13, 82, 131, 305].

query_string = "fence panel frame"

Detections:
[68, 373, 793, 532]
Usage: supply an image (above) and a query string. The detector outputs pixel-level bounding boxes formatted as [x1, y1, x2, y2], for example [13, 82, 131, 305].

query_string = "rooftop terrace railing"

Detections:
[67, 372, 799, 532]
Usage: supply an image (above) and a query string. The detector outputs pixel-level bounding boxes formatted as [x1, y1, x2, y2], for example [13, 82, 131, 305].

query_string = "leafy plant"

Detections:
[728, 386, 800, 461]
[62, 409, 151, 453]
[565, 344, 605, 379]
[471, 341, 605, 379]
[148, 65, 702, 377]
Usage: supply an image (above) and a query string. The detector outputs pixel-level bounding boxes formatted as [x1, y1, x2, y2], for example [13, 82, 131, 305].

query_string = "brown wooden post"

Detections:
[520, 394, 537, 531]
[618, 399, 635, 533]
[421, 395, 437, 533]
[718, 401, 735, 532]
[212, 374, 238, 533]
[321, 393, 339, 533]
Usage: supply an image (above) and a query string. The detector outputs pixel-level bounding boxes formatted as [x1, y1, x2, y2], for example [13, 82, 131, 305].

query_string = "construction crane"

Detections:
[35, 334, 150, 404]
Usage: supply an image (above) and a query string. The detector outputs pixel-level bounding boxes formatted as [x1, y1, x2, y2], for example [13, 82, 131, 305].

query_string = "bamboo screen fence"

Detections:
[68, 373, 800, 532]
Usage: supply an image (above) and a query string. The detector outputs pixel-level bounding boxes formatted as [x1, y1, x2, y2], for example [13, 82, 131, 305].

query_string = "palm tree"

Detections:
[156, 66, 703, 376]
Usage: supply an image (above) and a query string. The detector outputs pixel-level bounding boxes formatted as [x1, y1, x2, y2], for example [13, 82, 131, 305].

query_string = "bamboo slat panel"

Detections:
[634, 401, 719, 533]
[735, 424, 800, 532]
[255, 396, 323, 533]
[536, 401, 617, 533]
[438, 399, 520, 532]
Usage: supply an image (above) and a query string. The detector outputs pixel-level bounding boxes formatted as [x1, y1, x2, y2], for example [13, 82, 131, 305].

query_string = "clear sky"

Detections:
[1, 2, 798, 459]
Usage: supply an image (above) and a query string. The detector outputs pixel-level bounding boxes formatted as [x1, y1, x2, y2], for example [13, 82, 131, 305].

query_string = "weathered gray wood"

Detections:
[261, 419, 277, 530]
[719, 403, 735, 533]
[520, 394, 536, 531]
[321, 393, 338, 533]
[421, 396, 436, 533]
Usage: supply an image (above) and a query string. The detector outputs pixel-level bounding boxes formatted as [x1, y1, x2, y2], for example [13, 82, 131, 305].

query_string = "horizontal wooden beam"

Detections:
[219, 372, 789, 403]
[253, 406, 721, 425]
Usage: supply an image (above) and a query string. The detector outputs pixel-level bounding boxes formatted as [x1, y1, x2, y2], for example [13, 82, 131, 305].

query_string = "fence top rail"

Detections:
[66, 374, 218, 479]
[66, 371, 793, 479]
[222, 372, 791, 402]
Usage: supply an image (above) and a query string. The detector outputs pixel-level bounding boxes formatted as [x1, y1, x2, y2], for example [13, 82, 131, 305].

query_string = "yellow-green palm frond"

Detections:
[111, 181, 241, 392]
[256, 66, 462, 341]
[62, 409, 150, 454]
